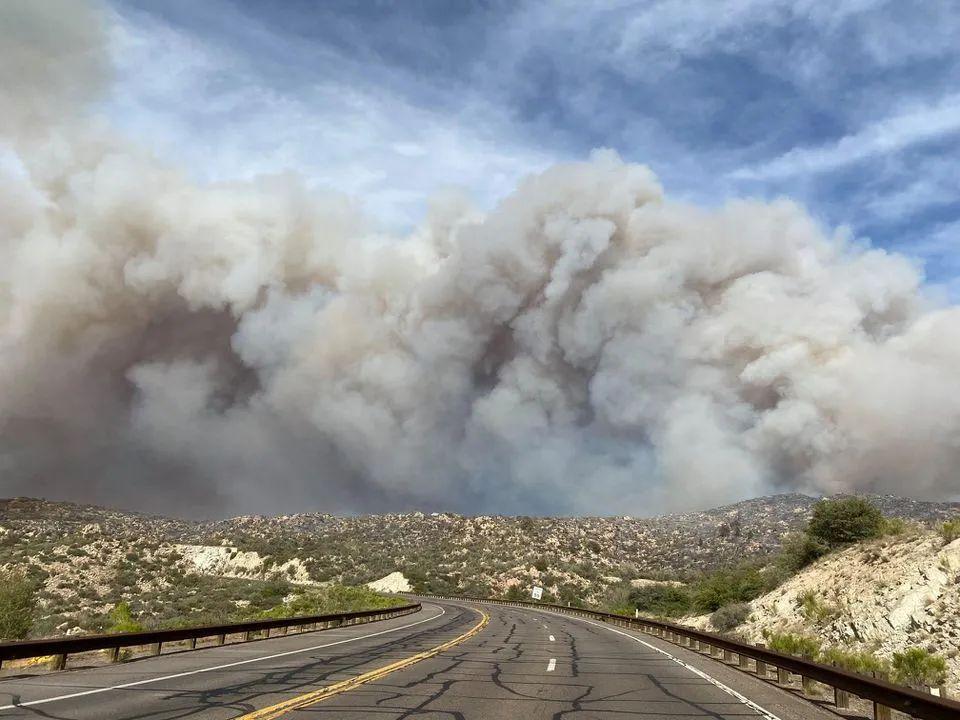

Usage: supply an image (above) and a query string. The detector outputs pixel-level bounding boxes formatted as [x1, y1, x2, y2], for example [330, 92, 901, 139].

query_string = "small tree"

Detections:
[0, 572, 36, 640]
[807, 497, 883, 547]
[108, 602, 144, 633]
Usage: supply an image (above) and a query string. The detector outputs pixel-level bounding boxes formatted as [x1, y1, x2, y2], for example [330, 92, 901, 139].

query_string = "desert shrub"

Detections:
[891, 648, 947, 689]
[879, 516, 911, 536]
[504, 585, 528, 601]
[629, 585, 693, 618]
[763, 631, 821, 659]
[940, 518, 960, 544]
[710, 602, 749, 632]
[807, 497, 883, 547]
[601, 582, 633, 615]
[797, 591, 840, 625]
[557, 584, 585, 608]
[820, 646, 889, 675]
[692, 564, 766, 613]
[108, 602, 144, 633]
[0, 572, 36, 639]
[778, 532, 830, 572]
[256, 585, 404, 619]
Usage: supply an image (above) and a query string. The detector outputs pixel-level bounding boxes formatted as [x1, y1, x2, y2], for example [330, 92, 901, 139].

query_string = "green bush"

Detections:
[0, 572, 36, 640]
[820, 647, 889, 675]
[807, 497, 883, 547]
[763, 631, 821, 659]
[891, 648, 947, 689]
[108, 602, 144, 633]
[629, 585, 693, 618]
[940, 518, 960, 544]
[692, 565, 766, 613]
[710, 602, 749, 632]
[256, 585, 404, 620]
[778, 532, 830, 572]
[879, 516, 910, 536]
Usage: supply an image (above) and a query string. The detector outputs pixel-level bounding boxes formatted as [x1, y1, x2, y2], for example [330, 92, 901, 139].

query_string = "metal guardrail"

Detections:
[0, 603, 420, 671]
[420, 594, 960, 720]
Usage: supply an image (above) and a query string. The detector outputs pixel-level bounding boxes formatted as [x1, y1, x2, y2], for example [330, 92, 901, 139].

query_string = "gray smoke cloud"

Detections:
[2, 0, 959, 517]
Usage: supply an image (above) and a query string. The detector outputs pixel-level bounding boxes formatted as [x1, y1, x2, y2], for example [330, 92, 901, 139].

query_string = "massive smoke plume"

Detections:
[2, 1, 958, 517]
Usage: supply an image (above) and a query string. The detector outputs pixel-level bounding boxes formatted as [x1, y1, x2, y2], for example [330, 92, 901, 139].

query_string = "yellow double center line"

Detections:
[238, 607, 489, 719]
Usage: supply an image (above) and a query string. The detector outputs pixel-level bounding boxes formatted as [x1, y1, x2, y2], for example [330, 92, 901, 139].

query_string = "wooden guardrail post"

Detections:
[834, 686, 850, 708]
[801, 676, 815, 694]
[151, 642, 162, 656]
[244, 630, 253, 641]
[51, 653, 67, 671]
[777, 666, 790, 684]
[872, 670, 891, 720]
[738, 653, 749, 669]
[755, 643, 767, 677]
[217, 633, 226, 645]
[874, 701, 892, 720]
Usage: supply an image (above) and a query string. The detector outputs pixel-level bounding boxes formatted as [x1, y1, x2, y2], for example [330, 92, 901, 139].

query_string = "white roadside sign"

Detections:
[531, 586, 544, 600]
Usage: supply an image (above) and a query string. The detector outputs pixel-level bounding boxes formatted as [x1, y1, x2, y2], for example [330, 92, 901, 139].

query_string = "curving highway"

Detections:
[0, 598, 835, 719]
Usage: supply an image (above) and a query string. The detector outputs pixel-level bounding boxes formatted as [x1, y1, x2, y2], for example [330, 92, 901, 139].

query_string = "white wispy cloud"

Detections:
[103, 5, 555, 230]
[732, 94, 960, 180]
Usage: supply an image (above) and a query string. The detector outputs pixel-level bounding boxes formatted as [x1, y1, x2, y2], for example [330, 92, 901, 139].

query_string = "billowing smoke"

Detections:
[2, 1, 959, 517]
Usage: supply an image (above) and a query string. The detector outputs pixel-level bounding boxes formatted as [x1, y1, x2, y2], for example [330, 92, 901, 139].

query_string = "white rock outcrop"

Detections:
[175, 544, 314, 583]
[366, 571, 411, 593]
[691, 532, 960, 693]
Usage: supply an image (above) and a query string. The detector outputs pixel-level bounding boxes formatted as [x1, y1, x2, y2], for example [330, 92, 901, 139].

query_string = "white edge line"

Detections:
[0, 605, 447, 712]
[576, 617, 782, 720]
[483, 602, 782, 720]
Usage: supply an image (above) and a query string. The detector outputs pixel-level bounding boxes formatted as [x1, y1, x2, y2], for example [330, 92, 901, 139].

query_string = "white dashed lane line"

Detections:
[549, 635, 555, 642]
[546, 658, 557, 672]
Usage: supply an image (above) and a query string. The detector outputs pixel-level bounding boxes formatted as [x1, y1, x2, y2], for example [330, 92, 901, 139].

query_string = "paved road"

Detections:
[0, 599, 835, 719]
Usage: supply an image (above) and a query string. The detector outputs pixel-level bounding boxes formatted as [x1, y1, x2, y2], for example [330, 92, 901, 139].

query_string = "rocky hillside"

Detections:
[685, 528, 960, 694]
[1, 492, 958, 637]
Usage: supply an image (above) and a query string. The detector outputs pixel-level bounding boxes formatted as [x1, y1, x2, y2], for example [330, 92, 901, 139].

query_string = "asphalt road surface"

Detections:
[0, 599, 838, 719]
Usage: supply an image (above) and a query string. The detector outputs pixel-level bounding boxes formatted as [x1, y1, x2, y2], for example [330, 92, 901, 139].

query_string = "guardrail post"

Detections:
[873, 701, 891, 720]
[244, 631, 253, 641]
[110, 646, 121, 663]
[217, 633, 226, 645]
[777, 667, 790, 685]
[738, 653, 749, 669]
[871, 670, 892, 720]
[723, 649, 733, 662]
[834, 687, 850, 708]
[51, 653, 67, 671]
[801, 676, 815, 694]
[151, 642, 162, 656]
[189, 638, 197, 650]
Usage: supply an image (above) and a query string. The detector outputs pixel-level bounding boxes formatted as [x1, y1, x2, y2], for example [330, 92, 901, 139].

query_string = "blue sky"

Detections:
[104, 0, 960, 296]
